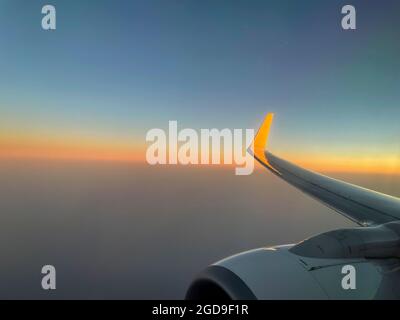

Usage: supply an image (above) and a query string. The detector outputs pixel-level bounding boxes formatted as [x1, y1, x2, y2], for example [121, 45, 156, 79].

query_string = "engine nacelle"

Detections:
[186, 245, 400, 300]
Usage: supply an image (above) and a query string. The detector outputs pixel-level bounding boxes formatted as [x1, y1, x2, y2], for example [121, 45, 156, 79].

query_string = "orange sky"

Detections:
[0, 133, 399, 175]
[0, 131, 145, 163]
[275, 152, 400, 175]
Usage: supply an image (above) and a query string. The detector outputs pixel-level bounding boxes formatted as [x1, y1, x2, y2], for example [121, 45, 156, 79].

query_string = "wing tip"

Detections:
[250, 113, 281, 175]
[254, 112, 274, 154]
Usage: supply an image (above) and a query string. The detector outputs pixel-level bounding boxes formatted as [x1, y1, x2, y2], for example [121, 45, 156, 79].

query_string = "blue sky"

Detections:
[0, 0, 399, 164]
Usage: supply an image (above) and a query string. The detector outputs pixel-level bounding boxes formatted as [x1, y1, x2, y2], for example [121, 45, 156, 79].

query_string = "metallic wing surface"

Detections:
[250, 113, 400, 227]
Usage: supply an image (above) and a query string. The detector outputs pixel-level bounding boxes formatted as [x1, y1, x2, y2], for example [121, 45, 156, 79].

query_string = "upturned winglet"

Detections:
[251, 113, 280, 175]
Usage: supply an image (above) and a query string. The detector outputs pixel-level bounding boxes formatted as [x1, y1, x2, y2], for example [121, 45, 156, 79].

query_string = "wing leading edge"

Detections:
[251, 114, 400, 227]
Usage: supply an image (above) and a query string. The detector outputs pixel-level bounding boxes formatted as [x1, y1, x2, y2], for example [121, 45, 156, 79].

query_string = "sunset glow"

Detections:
[1, 131, 398, 175]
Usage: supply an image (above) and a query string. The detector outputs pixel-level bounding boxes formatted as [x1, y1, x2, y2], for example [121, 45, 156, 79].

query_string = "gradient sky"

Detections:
[0, 0, 399, 172]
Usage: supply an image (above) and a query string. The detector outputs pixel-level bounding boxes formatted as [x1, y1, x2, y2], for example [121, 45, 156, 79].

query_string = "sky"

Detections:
[0, 0, 399, 173]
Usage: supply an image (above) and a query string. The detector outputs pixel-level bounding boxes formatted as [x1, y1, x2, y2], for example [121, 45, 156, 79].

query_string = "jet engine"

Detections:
[186, 223, 400, 300]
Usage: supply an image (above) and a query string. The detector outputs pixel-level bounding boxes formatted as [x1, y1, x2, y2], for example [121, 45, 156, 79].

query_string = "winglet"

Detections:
[251, 113, 280, 175]
[254, 113, 274, 155]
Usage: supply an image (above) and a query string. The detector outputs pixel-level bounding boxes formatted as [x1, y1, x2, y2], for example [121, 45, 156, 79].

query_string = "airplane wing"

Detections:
[250, 113, 400, 227]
